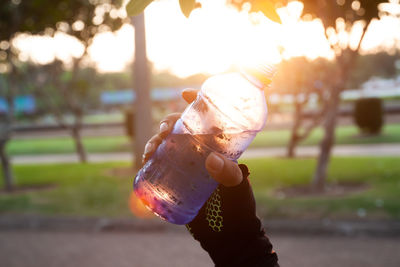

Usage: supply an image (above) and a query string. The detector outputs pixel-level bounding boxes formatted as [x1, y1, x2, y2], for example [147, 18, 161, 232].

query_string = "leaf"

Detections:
[252, 0, 282, 24]
[179, 0, 196, 18]
[126, 0, 154, 17]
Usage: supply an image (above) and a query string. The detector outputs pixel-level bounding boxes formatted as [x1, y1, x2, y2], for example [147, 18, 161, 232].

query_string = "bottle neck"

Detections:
[239, 70, 265, 90]
[240, 65, 276, 90]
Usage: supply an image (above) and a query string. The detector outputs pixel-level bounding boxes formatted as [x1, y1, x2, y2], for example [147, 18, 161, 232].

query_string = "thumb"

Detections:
[205, 152, 243, 187]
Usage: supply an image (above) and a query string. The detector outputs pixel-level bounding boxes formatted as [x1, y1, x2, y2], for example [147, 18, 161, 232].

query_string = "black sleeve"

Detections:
[187, 164, 279, 267]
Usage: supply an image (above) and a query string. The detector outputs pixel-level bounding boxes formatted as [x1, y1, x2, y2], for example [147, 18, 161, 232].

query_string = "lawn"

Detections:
[7, 124, 400, 155]
[8, 136, 129, 156]
[0, 162, 133, 217]
[1, 157, 399, 220]
[252, 123, 400, 147]
[245, 157, 400, 220]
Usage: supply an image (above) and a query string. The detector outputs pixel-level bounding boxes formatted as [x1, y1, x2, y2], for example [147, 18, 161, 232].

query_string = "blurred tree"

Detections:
[43, 1, 124, 163]
[271, 57, 337, 158]
[231, 0, 392, 191]
[0, 73, 15, 191]
[349, 52, 400, 88]
[131, 13, 152, 170]
[124, 2, 153, 169]
[299, 0, 389, 191]
[0, 0, 125, 163]
[273, 52, 399, 159]
[28, 61, 102, 163]
[0, 64, 35, 191]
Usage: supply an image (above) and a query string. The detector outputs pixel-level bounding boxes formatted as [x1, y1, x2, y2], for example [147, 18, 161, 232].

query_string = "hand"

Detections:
[141, 88, 279, 267]
[142, 88, 243, 187]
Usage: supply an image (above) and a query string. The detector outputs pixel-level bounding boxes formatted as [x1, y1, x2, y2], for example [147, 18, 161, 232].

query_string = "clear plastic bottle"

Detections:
[134, 65, 276, 224]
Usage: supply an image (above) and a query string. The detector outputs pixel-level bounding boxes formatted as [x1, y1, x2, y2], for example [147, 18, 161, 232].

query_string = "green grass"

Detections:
[8, 136, 130, 155]
[0, 162, 133, 217]
[1, 157, 399, 220]
[7, 124, 400, 156]
[242, 157, 400, 220]
[83, 113, 123, 123]
[252, 123, 400, 147]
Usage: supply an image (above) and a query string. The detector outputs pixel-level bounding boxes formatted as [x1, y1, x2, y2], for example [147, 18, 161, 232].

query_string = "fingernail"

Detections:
[144, 142, 154, 155]
[206, 153, 224, 173]
[160, 122, 169, 133]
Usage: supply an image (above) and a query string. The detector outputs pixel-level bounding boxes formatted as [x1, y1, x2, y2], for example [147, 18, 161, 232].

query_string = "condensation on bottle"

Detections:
[133, 65, 276, 224]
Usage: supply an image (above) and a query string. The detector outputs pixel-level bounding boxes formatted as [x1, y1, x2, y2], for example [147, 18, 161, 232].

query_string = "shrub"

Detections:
[353, 98, 384, 134]
[124, 109, 135, 139]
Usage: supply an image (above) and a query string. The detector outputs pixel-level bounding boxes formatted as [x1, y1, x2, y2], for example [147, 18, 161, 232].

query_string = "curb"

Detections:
[0, 215, 179, 233]
[263, 219, 400, 237]
[1, 215, 399, 237]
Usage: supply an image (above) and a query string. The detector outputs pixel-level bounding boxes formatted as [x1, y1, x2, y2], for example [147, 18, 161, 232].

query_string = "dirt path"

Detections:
[1, 230, 399, 267]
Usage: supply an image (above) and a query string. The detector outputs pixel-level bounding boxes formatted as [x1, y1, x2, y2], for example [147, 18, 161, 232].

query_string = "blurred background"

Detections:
[1, 0, 400, 266]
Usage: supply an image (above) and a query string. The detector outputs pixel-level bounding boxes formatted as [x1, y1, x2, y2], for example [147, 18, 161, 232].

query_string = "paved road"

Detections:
[11, 143, 400, 164]
[0, 230, 399, 267]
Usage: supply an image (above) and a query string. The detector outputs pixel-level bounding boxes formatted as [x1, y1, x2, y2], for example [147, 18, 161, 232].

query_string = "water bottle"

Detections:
[134, 65, 276, 224]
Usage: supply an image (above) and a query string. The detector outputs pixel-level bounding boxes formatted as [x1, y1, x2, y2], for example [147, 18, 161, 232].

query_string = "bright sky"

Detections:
[12, 0, 400, 78]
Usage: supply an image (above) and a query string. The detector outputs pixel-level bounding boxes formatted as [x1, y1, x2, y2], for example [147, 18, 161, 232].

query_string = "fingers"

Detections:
[205, 152, 243, 187]
[141, 88, 198, 165]
[159, 113, 181, 138]
[142, 134, 163, 164]
[182, 88, 199, 104]
[142, 113, 181, 164]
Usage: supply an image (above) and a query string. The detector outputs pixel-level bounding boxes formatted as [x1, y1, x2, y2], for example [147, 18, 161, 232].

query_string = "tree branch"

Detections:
[355, 20, 372, 53]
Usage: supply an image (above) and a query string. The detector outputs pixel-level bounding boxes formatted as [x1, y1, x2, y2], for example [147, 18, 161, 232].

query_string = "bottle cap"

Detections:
[241, 64, 277, 89]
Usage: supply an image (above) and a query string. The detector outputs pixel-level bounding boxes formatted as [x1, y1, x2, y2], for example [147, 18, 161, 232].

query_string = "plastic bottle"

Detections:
[134, 65, 276, 224]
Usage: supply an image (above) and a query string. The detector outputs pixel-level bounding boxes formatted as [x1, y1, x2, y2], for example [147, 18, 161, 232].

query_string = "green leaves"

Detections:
[251, 0, 281, 24]
[126, 0, 199, 17]
[179, 0, 196, 18]
[125, 0, 281, 22]
[126, 0, 154, 17]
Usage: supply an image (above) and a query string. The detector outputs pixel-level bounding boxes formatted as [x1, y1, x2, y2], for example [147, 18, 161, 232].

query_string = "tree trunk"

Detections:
[1, 63, 16, 191]
[71, 126, 87, 163]
[132, 14, 153, 170]
[287, 139, 296, 158]
[0, 140, 14, 191]
[287, 130, 298, 158]
[312, 89, 340, 191]
[287, 101, 302, 158]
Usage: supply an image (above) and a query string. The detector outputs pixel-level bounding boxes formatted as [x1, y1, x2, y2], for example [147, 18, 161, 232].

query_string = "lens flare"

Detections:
[128, 192, 154, 219]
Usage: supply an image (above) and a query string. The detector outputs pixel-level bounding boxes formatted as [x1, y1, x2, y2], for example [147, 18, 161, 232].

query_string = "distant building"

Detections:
[100, 88, 183, 106]
[343, 76, 400, 100]
[0, 95, 36, 115]
[268, 76, 400, 106]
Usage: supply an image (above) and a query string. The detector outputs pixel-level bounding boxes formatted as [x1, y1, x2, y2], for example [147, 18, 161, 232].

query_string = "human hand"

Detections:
[142, 88, 278, 267]
[142, 88, 243, 187]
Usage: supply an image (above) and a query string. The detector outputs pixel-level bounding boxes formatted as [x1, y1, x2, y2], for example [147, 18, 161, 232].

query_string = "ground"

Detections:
[2, 119, 400, 266]
[0, 230, 399, 267]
